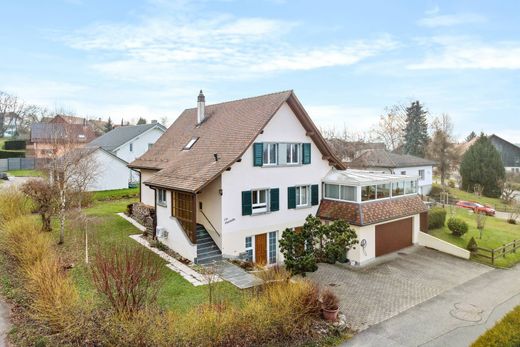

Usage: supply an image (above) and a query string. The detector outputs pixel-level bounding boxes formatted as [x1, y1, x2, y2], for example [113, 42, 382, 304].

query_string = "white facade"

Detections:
[140, 169, 158, 206]
[86, 149, 130, 191]
[372, 165, 433, 196]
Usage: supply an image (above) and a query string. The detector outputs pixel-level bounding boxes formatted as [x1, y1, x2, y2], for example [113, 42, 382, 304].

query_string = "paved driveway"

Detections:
[0, 176, 34, 190]
[307, 246, 492, 331]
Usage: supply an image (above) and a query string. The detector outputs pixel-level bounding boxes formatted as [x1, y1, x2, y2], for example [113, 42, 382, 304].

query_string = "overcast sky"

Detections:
[1, 0, 519, 142]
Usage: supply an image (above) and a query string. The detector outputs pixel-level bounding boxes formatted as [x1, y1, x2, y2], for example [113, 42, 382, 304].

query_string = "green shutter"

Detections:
[287, 186, 296, 209]
[302, 143, 311, 164]
[242, 191, 252, 216]
[270, 188, 279, 212]
[253, 143, 263, 166]
[311, 184, 319, 206]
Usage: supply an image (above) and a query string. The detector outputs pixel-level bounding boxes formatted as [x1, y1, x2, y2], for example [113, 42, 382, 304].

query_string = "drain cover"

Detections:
[397, 252, 407, 256]
[450, 303, 483, 322]
[328, 283, 339, 287]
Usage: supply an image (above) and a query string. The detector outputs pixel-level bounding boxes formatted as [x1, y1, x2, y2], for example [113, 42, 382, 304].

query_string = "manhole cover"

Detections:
[328, 283, 339, 287]
[450, 303, 483, 322]
[397, 252, 407, 256]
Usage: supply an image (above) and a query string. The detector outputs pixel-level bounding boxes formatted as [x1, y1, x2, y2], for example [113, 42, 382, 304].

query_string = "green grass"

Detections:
[433, 183, 509, 212]
[430, 207, 520, 267]
[92, 187, 139, 201]
[472, 305, 520, 347]
[5, 169, 43, 177]
[54, 198, 243, 312]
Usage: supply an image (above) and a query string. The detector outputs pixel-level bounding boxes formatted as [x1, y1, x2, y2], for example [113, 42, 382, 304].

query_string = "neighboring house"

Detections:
[44, 114, 108, 136]
[27, 123, 97, 158]
[129, 90, 427, 266]
[87, 123, 166, 184]
[489, 134, 520, 174]
[0, 112, 20, 137]
[326, 138, 386, 162]
[348, 149, 435, 195]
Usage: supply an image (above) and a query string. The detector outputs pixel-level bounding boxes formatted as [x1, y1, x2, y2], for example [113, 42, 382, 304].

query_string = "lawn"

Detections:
[472, 305, 520, 347]
[432, 183, 510, 212]
[53, 198, 243, 313]
[5, 169, 43, 177]
[92, 187, 139, 201]
[430, 207, 520, 267]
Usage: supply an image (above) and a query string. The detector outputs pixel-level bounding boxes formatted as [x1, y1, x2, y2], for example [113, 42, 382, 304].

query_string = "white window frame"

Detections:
[268, 231, 277, 264]
[252, 189, 269, 214]
[286, 143, 300, 165]
[157, 189, 167, 206]
[263, 143, 278, 166]
[295, 185, 310, 207]
[418, 169, 425, 181]
[245, 236, 254, 262]
[184, 137, 199, 150]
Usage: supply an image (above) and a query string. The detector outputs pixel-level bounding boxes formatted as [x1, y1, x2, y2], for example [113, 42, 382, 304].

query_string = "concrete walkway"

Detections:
[344, 263, 520, 347]
[0, 299, 10, 347]
[216, 261, 263, 289]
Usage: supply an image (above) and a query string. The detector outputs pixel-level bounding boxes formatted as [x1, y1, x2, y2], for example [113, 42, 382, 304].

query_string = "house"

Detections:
[327, 138, 386, 162]
[44, 114, 108, 136]
[489, 134, 520, 174]
[0, 112, 20, 137]
[129, 90, 427, 266]
[27, 122, 97, 158]
[318, 169, 427, 264]
[348, 149, 435, 195]
[87, 123, 166, 184]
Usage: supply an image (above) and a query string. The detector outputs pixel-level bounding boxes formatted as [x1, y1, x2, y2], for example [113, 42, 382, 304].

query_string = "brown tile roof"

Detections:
[30, 123, 97, 143]
[317, 195, 427, 226]
[129, 90, 345, 192]
[349, 149, 436, 169]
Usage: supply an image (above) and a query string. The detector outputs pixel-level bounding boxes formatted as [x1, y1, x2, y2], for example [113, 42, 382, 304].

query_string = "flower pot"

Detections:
[322, 307, 339, 321]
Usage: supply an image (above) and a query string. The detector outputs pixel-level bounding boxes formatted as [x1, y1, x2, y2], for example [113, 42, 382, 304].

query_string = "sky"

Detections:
[1, 0, 519, 142]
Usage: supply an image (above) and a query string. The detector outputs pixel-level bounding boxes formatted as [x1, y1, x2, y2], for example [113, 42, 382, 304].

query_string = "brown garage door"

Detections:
[375, 218, 413, 257]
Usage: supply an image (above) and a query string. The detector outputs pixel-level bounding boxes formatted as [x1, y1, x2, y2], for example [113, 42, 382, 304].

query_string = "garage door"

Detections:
[375, 218, 413, 257]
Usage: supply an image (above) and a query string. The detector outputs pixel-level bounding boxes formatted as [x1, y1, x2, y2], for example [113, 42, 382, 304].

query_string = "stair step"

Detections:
[197, 249, 222, 257]
[198, 244, 220, 253]
[196, 255, 223, 265]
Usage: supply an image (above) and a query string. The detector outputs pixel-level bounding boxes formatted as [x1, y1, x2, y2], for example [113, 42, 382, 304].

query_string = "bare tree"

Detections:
[427, 114, 459, 187]
[501, 181, 519, 205]
[371, 104, 406, 152]
[475, 212, 488, 239]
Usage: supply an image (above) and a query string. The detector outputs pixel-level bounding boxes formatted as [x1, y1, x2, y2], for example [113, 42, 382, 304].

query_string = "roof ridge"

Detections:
[182, 90, 293, 111]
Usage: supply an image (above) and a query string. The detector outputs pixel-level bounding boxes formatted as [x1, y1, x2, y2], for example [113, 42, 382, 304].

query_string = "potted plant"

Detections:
[321, 288, 340, 321]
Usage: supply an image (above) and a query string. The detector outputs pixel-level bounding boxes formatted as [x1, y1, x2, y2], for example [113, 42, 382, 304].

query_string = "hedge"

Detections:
[428, 207, 447, 229]
[0, 150, 25, 159]
[4, 140, 26, 150]
[447, 217, 469, 237]
[472, 305, 520, 347]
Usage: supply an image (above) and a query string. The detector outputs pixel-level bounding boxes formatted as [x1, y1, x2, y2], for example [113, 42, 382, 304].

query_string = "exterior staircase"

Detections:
[195, 224, 222, 265]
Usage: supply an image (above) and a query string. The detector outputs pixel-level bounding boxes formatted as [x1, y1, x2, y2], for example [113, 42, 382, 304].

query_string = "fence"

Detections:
[474, 239, 520, 264]
[0, 158, 47, 172]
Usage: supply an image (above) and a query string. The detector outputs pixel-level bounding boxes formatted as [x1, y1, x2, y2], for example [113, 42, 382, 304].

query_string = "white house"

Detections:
[129, 91, 427, 266]
[87, 123, 166, 186]
[348, 149, 436, 196]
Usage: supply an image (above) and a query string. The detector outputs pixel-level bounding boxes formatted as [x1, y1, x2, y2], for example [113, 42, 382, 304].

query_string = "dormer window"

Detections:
[184, 137, 199, 150]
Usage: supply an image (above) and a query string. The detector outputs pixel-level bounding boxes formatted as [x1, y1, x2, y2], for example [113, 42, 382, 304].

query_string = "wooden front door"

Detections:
[255, 233, 267, 265]
[375, 218, 413, 257]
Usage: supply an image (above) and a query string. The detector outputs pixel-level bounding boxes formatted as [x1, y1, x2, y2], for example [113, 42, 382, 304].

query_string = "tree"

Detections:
[372, 104, 406, 152]
[105, 117, 113, 132]
[137, 117, 147, 125]
[475, 212, 487, 239]
[459, 134, 505, 198]
[20, 179, 58, 232]
[403, 101, 429, 157]
[427, 114, 459, 187]
[465, 131, 477, 142]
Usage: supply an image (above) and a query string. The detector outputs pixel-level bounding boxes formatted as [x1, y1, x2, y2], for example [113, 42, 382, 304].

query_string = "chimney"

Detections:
[197, 90, 205, 124]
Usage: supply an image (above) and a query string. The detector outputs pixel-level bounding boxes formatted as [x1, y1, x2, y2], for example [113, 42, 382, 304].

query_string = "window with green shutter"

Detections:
[287, 186, 296, 209]
[253, 143, 263, 166]
[270, 188, 279, 211]
[311, 184, 319, 206]
[242, 190, 252, 215]
[302, 143, 311, 164]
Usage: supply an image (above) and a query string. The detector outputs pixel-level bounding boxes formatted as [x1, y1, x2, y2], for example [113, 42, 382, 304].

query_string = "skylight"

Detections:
[184, 137, 199, 150]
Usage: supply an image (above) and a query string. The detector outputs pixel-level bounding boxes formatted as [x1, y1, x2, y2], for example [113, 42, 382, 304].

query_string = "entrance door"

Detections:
[255, 233, 267, 265]
[375, 217, 413, 257]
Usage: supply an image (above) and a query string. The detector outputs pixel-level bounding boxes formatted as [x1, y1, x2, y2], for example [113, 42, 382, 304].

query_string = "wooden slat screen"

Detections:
[172, 191, 196, 243]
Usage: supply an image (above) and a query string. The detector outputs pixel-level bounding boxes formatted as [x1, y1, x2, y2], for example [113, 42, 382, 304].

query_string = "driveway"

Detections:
[0, 176, 34, 190]
[307, 246, 492, 331]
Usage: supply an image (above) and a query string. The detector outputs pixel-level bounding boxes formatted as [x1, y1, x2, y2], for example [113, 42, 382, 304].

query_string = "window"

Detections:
[392, 181, 405, 196]
[245, 236, 253, 262]
[171, 191, 196, 242]
[295, 185, 309, 207]
[404, 180, 418, 194]
[157, 189, 167, 206]
[324, 184, 340, 199]
[286, 143, 300, 164]
[268, 231, 277, 264]
[263, 143, 278, 165]
[340, 186, 357, 201]
[129, 142, 133, 152]
[252, 189, 268, 214]
[401, 171, 406, 175]
[362, 185, 376, 201]
[148, 143, 153, 149]
[376, 183, 391, 198]
[184, 137, 199, 150]
[418, 169, 425, 180]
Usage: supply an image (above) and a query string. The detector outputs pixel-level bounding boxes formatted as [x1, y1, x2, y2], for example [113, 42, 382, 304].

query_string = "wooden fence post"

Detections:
[491, 249, 494, 265]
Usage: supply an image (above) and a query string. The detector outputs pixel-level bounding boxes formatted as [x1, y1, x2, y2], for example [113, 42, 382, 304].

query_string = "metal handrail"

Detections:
[199, 209, 221, 238]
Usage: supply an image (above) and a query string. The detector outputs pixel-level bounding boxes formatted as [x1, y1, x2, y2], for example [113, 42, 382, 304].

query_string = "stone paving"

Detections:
[307, 246, 492, 332]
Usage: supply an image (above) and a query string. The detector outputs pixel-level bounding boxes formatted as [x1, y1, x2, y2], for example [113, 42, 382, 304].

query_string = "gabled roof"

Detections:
[317, 195, 427, 226]
[349, 149, 436, 169]
[87, 123, 166, 152]
[489, 134, 520, 167]
[129, 90, 344, 193]
[30, 123, 97, 143]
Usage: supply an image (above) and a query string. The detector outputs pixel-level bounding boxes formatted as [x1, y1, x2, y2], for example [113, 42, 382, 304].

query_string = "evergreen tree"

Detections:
[105, 117, 113, 132]
[137, 117, 147, 125]
[465, 131, 477, 142]
[403, 101, 429, 157]
[459, 134, 505, 198]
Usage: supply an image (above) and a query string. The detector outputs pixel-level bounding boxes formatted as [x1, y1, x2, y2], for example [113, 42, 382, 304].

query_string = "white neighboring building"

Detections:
[87, 123, 166, 184]
[348, 149, 436, 196]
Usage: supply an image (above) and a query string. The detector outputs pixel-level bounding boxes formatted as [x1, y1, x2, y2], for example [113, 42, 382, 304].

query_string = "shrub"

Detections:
[467, 237, 478, 252]
[429, 184, 443, 198]
[448, 179, 456, 188]
[4, 140, 26, 150]
[448, 217, 469, 237]
[0, 187, 31, 224]
[321, 288, 339, 311]
[91, 244, 163, 316]
[428, 207, 447, 229]
[508, 219, 517, 225]
[0, 150, 24, 158]
[21, 179, 58, 232]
